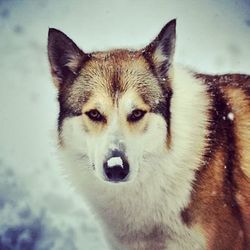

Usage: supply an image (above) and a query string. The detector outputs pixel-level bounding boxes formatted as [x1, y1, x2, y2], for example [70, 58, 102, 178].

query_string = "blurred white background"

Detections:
[0, 0, 249, 249]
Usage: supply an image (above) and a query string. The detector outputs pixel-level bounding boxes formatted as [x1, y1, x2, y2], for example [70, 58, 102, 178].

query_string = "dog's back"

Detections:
[181, 73, 250, 249]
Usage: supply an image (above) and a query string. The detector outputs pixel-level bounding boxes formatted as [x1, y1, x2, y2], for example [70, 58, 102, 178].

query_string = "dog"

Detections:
[47, 19, 250, 249]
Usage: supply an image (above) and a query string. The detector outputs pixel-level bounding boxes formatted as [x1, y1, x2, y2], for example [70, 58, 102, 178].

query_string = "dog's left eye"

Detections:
[127, 109, 146, 122]
[85, 109, 105, 122]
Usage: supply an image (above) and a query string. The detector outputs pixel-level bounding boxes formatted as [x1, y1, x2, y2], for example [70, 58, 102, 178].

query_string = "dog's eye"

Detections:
[128, 109, 146, 122]
[85, 109, 105, 122]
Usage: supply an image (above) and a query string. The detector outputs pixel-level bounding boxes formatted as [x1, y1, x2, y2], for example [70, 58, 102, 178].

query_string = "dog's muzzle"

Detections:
[103, 150, 129, 182]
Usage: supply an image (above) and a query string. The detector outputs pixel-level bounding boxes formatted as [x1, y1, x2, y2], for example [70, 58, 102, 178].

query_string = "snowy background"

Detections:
[0, 0, 250, 249]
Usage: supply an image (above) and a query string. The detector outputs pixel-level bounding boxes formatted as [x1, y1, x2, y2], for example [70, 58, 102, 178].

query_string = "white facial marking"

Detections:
[123, 96, 134, 113]
[109, 143, 119, 151]
[107, 157, 123, 168]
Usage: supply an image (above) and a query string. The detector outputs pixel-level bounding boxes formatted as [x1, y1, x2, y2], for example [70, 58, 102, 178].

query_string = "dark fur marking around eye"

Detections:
[152, 86, 172, 145]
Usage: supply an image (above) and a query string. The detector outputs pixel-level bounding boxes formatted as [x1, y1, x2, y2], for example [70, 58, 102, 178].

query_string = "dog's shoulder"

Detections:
[186, 72, 250, 247]
[196, 73, 250, 177]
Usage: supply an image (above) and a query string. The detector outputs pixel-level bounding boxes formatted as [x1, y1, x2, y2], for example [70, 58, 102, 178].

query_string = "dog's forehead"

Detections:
[82, 49, 148, 89]
[91, 49, 141, 61]
[76, 49, 163, 105]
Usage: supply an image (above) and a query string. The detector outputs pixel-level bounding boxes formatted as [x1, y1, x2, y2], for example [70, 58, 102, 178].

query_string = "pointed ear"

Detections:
[47, 28, 89, 88]
[143, 19, 176, 79]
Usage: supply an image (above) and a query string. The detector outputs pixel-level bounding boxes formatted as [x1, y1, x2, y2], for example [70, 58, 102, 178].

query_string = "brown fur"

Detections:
[182, 74, 250, 249]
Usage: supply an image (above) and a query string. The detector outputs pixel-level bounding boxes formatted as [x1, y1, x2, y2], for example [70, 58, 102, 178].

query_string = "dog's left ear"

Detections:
[143, 19, 176, 79]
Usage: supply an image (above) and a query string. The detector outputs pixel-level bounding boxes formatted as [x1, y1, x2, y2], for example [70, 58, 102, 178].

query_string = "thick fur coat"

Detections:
[47, 20, 250, 249]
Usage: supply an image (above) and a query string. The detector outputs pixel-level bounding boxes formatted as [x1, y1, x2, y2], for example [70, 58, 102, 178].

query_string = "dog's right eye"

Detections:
[85, 109, 105, 122]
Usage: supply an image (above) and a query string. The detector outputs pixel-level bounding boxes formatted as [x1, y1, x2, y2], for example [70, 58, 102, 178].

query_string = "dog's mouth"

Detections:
[103, 150, 130, 183]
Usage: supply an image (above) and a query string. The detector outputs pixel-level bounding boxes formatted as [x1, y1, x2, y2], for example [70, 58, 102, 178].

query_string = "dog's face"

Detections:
[48, 20, 176, 183]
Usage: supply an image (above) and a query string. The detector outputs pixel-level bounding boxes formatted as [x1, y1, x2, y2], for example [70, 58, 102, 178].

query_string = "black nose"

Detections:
[103, 151, 129, 182]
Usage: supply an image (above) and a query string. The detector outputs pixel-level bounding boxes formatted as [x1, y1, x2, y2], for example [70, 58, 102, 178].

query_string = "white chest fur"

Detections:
[86, 161, 205, 250]
[62, 150, 206, 250]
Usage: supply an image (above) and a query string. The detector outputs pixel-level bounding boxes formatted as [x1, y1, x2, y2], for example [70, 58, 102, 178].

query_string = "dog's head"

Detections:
[48, 20, 176, 184]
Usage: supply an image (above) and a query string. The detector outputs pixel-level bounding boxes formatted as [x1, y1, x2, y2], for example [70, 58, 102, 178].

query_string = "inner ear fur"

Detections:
[143, 19, 176, 79]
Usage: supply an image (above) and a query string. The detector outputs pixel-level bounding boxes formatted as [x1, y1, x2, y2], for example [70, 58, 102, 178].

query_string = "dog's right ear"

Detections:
[47, 28, 89, 88]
